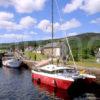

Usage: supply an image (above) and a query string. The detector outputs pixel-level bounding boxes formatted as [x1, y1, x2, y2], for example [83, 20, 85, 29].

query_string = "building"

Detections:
[43, 42, 69, 58]
[25, 46, 33, 52]
[96, 48, 100, 63]
[36, 46, 43, 54]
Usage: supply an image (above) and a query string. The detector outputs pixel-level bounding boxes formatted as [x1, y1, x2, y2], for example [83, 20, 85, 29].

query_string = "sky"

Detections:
[0, 0, 100, 43]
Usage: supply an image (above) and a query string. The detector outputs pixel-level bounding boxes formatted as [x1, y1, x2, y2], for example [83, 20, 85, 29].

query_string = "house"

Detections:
[42, 42, 69, 58]
[36, 46, 43, 54]
[96, 48, 100, 63]
[25, 46, 33, 52]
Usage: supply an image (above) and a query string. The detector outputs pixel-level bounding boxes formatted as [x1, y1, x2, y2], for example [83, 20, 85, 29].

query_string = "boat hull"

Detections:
[32, 73, 73, 90]
[2, 60, 22, 68]
[80, 74, 96, 84]
[83, 77, 96, 84]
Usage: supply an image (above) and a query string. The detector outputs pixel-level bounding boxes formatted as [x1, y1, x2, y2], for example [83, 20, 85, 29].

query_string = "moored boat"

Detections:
[32, 64, 75, 90]
[2, 54, 22, 68]
[32, 64, 96, 90]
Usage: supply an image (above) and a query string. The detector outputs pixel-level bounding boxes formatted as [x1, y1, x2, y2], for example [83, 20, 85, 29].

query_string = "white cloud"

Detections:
[37, 18, 81, 32]
[20, 16, 37, 28]
[37, 19, 52, 32]
[0, 20, 22, 30]
[91, 18, 100, 24]
[0, 31, 38, 43]
[81, 0, 100, 14]
[0, 0, 47, 13]
[29, 31, 38, 35]
[63, 0, 100, 14]
[67, 32, 79, 36]
[0, 13, 37, 30]
[63, 0, 83, 13]
[0, 12, 14, 21]
[0, 0, 11, 6]
[0, 33, 30, 40]
[61, 18, 81, 31]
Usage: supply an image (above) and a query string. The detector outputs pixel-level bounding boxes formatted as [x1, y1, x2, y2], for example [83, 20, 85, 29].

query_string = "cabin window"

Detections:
[41, 70, 55, 74]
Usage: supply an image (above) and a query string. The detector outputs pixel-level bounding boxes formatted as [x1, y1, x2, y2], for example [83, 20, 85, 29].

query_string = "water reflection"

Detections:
[33, 80, 70, 100]
[32, 80, 100, 100]
[0, 67, 35, 100]
[2, 66, 22, 75]
[0, 66, 100, 100]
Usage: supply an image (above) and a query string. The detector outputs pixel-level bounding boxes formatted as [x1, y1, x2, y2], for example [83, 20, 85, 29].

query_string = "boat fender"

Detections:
[37, 78, 41, 84]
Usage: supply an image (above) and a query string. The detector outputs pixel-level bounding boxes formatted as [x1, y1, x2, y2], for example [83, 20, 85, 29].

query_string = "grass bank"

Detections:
[68, 58, 100, 68]
[24, 51, 47, 61]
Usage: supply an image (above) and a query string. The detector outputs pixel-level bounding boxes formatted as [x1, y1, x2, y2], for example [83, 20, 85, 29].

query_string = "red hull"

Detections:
[32, 73, 73, 90]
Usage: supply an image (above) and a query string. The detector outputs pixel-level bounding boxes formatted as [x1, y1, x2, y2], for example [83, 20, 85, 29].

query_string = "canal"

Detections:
[0, 66, 100, 100]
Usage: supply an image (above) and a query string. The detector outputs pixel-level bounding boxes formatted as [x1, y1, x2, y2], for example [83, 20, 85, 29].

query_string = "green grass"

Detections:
[68, 58, 100, 68]
[24, 51, 47, 61]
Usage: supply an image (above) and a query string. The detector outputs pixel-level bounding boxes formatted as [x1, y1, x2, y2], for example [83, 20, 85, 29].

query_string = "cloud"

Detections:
[0, 12, 37, 30]
[0, 33, 30, 40]
[0, 0, 47, 13]
[61, 18, 81, 31]
[0, 12, 14, 21]
[81, 0, 100, 14]
[37, 19, 52, 32]
[0, 31, 38, 43]
[91, 18, 100, 24]
[29, 31, 38, 35]
[63, 0, 83, 13]
[66, 32, 79, 36]
[20, 16, 37, 28]
[37, 18, 81, 32]
[63, 0, 100, 14]
[0, 20, 21, 30]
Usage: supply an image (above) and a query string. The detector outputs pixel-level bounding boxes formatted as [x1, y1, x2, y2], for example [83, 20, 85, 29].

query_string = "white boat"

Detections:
[3, 56, 22, 68]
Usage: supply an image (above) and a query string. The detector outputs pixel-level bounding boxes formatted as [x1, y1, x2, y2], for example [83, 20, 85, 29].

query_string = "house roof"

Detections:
[36, 47, 43, 51]
[43, 42, 61, 48]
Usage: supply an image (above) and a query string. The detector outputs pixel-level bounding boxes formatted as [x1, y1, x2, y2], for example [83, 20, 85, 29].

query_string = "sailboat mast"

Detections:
[51, 0, 54, 64]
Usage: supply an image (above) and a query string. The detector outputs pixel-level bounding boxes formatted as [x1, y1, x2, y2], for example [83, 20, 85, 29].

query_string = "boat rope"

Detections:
[54, 0, 77, 68]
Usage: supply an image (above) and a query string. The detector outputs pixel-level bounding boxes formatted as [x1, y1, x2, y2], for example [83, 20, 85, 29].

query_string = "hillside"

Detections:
[0, 32, 100, 51]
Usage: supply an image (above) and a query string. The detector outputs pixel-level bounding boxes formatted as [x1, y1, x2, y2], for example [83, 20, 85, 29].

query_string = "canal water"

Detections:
[0, 66, 100, 100]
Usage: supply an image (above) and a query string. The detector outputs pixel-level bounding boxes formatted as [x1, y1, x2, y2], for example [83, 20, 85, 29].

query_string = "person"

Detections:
[62, 56, 66, 65]
[57, 57, 60, 66]
[34, 54, 36, 61]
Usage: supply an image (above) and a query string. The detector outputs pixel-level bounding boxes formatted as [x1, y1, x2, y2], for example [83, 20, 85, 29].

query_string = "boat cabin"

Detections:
[36, 64, 78, 75]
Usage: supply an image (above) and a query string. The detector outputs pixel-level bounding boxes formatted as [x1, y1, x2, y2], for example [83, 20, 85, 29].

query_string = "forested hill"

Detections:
[0, 32, 100, 50]
[69, 32, 100, 49]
